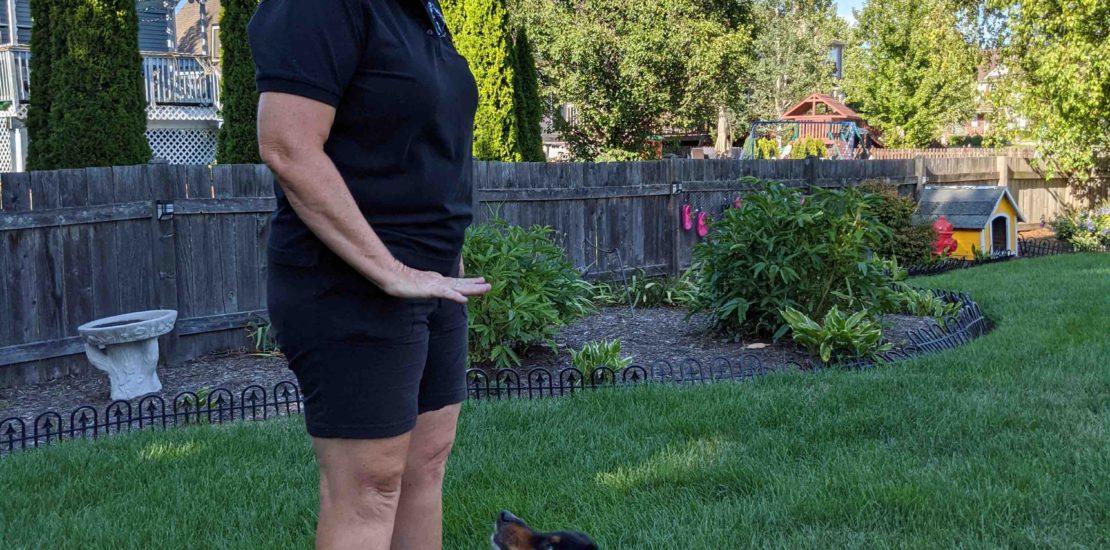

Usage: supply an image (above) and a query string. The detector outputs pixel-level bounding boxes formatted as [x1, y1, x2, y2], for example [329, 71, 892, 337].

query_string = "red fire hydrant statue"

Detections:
[932, 216, 958, 257]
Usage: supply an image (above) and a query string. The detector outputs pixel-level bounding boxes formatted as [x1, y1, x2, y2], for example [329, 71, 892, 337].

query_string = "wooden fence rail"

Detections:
[0, 157, 1104, 388]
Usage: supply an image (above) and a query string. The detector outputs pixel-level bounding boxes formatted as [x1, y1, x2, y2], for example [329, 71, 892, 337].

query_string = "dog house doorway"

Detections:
[991, 215, 1009, 252]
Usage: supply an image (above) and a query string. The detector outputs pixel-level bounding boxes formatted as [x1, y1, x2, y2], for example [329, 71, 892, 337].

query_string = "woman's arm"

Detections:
[257, 92, 490, 304]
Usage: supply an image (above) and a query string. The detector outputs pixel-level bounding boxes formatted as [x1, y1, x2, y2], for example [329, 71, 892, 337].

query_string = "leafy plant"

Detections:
[781, 306, 892, 364]
[892, 287, 961, 324]
[970, 245, 992, 261]
[463, 218, 594, 368]
[591, 269, 698, 308]
[570, 339, 633, 379]
[1052, 203, 1110, 249]
[859, 180, 936, 264]
[689, 180, 899, 340]
[246, 319, 280, 356]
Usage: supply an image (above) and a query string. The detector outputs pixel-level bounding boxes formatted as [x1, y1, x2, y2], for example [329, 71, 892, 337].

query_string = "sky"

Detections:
[836, 0, 866, 24]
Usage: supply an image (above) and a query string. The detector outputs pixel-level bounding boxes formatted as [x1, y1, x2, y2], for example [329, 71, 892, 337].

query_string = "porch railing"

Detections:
[142, 54, 220, 108]
[0, 49, 220, 110]
[0, 47, 31, 107]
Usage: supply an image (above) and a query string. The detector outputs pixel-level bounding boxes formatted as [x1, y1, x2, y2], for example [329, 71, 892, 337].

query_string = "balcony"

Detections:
[0, 47, 220, 115]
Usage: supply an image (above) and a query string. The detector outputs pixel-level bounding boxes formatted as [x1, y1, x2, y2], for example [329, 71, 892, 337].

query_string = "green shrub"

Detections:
[891, 287, 961, 323]
[591, 269, 698, 308]
[859, 180, 936, 264]
[463, 219, 594, 368]
[32, 0, 151, 168]
[781, 306, 892, 364]
[756, 137, 778, 159]
[688, 180, 899, 340]
[570, 339, 633, 379]
[788, 137, 826, 159]
[1052, 203, 1110, 248]
[217, 0, 261, 164]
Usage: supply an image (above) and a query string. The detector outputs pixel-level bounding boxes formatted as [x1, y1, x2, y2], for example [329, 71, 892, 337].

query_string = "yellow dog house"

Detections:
[913, 186, 1026, 259]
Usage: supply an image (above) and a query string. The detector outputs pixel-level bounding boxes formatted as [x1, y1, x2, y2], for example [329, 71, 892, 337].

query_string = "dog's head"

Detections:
[491, 510, 598, 550]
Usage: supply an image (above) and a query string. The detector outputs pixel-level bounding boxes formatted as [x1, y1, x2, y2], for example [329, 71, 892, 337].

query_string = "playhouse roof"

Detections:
[781, 93, 863, 122]
[913, 186, 1026, 230]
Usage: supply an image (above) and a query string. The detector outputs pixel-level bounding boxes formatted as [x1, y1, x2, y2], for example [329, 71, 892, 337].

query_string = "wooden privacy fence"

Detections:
[1, 157, 1105, 388]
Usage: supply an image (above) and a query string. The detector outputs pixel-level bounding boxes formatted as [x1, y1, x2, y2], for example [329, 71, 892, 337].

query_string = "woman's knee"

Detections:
[406, 436, 455, 482]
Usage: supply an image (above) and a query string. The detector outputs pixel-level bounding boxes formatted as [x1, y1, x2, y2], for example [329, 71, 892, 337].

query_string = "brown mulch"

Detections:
[0, 353, 292, 425]
[0, 307, 939, 423]
[1018, 226, 1056, 240]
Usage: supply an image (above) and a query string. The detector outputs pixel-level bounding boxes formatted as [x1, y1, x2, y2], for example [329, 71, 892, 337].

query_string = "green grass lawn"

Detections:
[2, 254, 1108, 549]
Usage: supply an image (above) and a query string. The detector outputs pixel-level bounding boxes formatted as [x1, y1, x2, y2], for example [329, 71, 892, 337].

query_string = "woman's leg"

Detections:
[312, 433, 413, 550]
[390, 404, 462, 549]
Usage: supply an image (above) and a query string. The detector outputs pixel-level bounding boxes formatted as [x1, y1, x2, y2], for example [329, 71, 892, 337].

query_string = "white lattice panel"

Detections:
[146, 105, 221, 122]
[146, 127, 217, 165]
[0, 118, 13, 173]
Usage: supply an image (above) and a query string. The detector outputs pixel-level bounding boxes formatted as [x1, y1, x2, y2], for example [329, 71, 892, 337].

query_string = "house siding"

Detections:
[0, 1, 30, 44]
[2, 1, 168, 50]
[137, 0, 173, 52]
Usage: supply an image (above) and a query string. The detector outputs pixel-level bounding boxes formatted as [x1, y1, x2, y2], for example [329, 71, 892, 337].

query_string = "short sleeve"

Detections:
[248, 0, 369, 107]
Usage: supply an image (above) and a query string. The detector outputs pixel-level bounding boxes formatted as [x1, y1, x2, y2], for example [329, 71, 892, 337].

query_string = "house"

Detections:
[913, 186, 1026, 259]
[0, 0, 222, 172]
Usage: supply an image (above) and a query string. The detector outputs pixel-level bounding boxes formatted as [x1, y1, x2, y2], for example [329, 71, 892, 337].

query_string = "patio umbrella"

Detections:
[715, 107, 730, 156]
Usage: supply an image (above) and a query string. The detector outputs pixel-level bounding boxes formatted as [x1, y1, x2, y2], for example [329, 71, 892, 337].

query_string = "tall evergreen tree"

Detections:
[26, 0, 59, 170]
[511, 27, 545, 162]
[442, 0, 521, 161]
[45, 0, 151, 168]
[217, 0, 261, 164]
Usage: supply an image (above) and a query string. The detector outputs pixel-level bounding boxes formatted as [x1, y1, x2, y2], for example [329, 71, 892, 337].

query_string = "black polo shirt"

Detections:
[249, 0, 478, 276]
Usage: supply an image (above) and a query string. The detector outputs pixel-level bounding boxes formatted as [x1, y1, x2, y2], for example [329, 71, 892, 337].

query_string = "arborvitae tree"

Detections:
[26, 0, 59, 170]
[443, 0, 521, 161]
[511, 27, 545, 162]
[46, 0, 151, 168]
[217, 0, 261, 164]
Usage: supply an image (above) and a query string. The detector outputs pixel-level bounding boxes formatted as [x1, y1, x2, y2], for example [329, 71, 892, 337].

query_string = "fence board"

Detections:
[2, 159, 1107, 388]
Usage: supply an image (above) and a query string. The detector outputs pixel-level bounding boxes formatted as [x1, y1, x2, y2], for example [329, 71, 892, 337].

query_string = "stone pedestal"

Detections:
[77, 310, 178, 401]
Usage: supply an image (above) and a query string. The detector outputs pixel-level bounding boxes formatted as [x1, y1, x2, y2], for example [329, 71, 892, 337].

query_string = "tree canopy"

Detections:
[842, 0, 979, 148]
[515, 0, 755, 160]
[748, 0, 846, 121]
[991, 0, 1109, 178]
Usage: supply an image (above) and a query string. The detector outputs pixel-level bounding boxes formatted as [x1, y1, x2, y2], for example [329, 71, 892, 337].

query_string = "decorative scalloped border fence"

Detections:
[0, 289, 989, 456]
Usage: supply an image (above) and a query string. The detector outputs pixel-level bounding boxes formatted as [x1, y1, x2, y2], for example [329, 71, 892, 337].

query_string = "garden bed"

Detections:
[0, 306, 945, 425]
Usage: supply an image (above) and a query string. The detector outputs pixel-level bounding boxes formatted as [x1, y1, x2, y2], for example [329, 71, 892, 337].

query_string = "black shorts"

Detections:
[267, 249, 468, 439]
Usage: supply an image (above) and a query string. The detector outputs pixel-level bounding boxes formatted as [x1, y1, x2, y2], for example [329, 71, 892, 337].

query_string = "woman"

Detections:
[248, 0, 490, 548]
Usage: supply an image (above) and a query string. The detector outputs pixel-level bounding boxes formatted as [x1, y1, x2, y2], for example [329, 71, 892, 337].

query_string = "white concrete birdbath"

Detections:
[77, 310, 178, 401]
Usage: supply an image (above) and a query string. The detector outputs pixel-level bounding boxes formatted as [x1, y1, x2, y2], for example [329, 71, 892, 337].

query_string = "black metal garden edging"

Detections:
[0, 289, 990, 456]
[903, 237, 1109, 277]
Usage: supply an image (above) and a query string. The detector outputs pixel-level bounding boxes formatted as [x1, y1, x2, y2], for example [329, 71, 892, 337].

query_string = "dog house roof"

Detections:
[912, 186, 1026, 230]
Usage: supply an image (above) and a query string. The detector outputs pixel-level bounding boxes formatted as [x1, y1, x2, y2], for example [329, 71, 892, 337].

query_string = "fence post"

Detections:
[148, 163, 180, 365]
[996, 155, 1010, 188]
[666, 159, 682, 277]
[914, 156, 927, 200]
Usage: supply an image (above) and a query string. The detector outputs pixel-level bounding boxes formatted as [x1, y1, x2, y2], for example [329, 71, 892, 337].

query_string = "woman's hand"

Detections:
[381, 262, 490, 304]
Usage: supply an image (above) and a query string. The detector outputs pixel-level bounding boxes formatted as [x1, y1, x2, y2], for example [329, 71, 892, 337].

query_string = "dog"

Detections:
[491, 510, 599, 550]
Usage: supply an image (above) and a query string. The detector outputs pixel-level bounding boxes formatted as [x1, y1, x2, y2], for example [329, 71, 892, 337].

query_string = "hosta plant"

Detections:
[781, 306, 892, 364]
